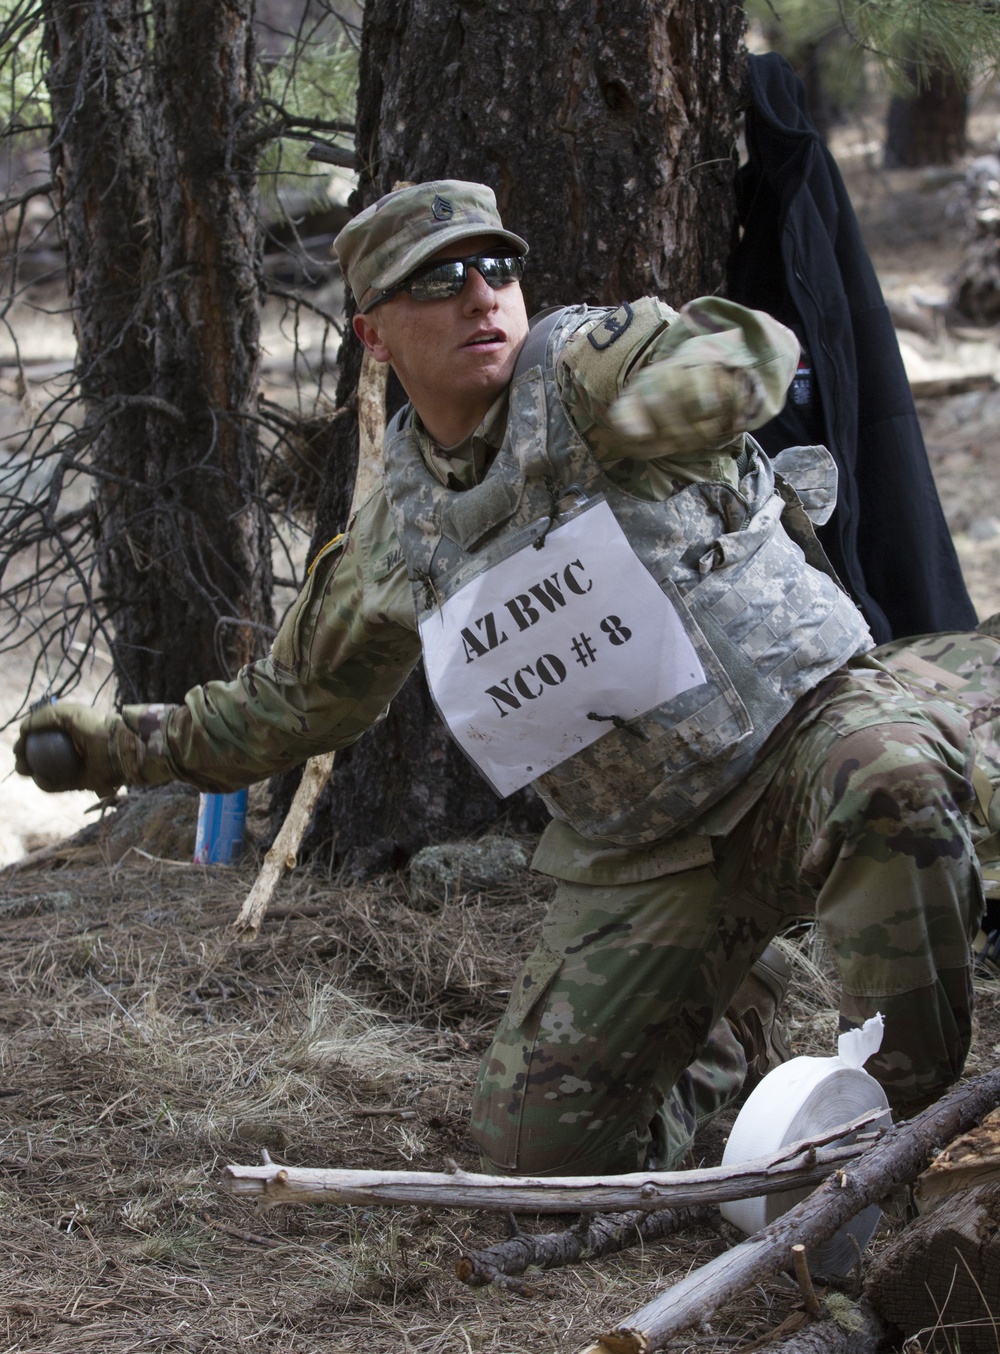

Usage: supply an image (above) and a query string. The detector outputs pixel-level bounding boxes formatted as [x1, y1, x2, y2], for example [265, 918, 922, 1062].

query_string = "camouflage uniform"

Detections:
[472, 656, 983, 1173]
[17, 279, 987, 1176]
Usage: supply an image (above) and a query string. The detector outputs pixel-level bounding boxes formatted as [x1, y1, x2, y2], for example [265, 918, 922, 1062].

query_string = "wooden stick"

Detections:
[222, 1113, 884, 1213]
[791, 1244, 821, 1316]
[455, 1206, 717, 1288]
[232, 350, 387, 940]
[200, 1212, 283, 1248]
[576, 1066, 1000, 1354]
[749, 1298, 886, 1354]
[232, 750, 335, 939]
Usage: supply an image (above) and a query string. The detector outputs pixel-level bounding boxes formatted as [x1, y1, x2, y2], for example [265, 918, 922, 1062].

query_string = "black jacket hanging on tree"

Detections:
[728, 52, 976, 643]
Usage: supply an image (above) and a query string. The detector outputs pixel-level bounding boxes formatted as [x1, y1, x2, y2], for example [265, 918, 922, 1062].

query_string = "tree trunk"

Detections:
[302, 0, 746, 874]
[865, 1185, 1000, 1351]
[43, 0, 271, 704]
[885, 63, 968, 169]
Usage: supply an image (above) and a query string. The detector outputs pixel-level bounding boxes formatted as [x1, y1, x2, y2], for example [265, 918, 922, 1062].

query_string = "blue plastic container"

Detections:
[194, 789, 248, 864]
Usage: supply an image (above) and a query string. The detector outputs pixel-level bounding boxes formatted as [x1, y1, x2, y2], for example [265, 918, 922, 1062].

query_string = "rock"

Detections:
[104, 784, 199, 863]
[0, 890, 74, 919]
[407, 835, 529, 901]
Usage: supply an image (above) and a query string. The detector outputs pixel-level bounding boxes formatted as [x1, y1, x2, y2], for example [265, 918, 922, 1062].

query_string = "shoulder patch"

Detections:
[564, 297, 671, 408]
[587, 301, 634, 350]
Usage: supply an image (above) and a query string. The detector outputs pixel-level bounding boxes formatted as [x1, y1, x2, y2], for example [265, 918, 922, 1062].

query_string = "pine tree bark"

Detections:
[43, 0, 271, 704]
[302, 0, 746, 874]
[865, 1184, 1000, 1350]
[885, 64, 968, 169]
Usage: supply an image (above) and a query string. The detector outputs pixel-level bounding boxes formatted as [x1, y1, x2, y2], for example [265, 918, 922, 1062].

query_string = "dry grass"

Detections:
[3, 817, 999, 1354]
[0, 835, 730, 1353]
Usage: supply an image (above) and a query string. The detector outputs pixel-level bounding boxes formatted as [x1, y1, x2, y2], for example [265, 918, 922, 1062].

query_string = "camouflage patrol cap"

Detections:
[334, 179, 528, 308]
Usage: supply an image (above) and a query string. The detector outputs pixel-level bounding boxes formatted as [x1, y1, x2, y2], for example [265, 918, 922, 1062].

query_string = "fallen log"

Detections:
[749, 1294, 887, 1354]
[576, 1066, 1000, 1354]
[864, 1183, 1000, 1351]
[913, 1105, 1000, 1211]
[455, 1206, 718, 1289]
[232, 351, 387, 941]
[222, 1111, 884, 1213]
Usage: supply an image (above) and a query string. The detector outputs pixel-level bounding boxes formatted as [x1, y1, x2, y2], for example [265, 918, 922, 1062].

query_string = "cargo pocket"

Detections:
[470, 939, 564, 1171]
[270, 535, 346, 677]
[508, 939, 564, 1028]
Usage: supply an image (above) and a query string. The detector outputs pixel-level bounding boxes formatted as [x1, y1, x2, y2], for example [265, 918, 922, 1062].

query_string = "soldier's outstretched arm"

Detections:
[15, 489, 421, 797]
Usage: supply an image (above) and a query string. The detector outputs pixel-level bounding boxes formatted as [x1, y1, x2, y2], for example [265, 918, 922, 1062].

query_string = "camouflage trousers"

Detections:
[471, 665, 984, 1176]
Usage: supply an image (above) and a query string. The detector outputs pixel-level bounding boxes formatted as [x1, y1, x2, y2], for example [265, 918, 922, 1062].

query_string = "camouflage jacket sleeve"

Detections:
[556, 296, 800, 494]
[121, 486, 421, 793]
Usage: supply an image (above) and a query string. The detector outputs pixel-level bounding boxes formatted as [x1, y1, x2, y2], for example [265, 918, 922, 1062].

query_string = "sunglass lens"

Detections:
[406, 255, 525, 301]
[476, 256, 523, 287]
[407, 261, 467, 301]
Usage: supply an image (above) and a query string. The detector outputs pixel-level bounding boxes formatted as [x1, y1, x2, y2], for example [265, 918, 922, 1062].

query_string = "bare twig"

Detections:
[306, 140, 356, 167]
[792, 1244, 822, 1316]
[232, 750, 335, 940]
[232, 350, 387, 937]
[456, 1206, 717, 1288]
[222, 1115, 885, 1213]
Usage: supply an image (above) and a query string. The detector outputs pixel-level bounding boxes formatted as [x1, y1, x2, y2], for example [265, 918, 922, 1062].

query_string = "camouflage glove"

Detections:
[608, 298, 799, 452]
[14, 702, 147, 795]
[609, 357, 761, 450]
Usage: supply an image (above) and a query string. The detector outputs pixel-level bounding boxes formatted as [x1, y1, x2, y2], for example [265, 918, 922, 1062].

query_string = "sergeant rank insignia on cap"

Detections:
[431, 194, 453, 220]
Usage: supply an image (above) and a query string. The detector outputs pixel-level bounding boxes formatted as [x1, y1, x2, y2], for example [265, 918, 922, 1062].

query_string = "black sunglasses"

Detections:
[360, 253, 525, 314]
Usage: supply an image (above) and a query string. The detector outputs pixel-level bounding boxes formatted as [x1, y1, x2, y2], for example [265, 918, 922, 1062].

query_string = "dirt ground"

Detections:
[5, 116, 1000, 1354]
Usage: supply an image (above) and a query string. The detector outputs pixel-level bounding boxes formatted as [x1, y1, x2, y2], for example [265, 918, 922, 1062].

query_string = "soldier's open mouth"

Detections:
[463, 330, 504, 348]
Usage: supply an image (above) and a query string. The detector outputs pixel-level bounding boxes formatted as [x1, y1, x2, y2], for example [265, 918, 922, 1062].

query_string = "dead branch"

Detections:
[913, 1104, 1000, 1210]
[199, 1212, 283, 1248]
[232, 749, 335, 940]
[909, 372, 997, 399]
[232, 351, 386, 939]
[749, 1295, 887, 1354]
[576, 1066, 1000, 1354]
[791, 1244, 821, 1316]
[222, 1112, 884, 1213]
[306, 140, 357, 168]
[455, 1205, 717, 1288]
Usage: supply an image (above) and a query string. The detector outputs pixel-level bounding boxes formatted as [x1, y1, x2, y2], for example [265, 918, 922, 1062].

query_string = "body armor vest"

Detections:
[382, 306, 872, 846]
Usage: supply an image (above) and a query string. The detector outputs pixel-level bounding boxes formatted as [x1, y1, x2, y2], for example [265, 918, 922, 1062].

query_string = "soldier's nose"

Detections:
[462, 268, 500, 313]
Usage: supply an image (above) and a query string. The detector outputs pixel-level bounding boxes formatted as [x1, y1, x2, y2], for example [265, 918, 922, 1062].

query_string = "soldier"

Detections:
[16, 180, 986, 1175]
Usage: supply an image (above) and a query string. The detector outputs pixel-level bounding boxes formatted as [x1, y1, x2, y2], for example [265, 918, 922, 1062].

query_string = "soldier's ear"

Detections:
[353, 312, 393, 363]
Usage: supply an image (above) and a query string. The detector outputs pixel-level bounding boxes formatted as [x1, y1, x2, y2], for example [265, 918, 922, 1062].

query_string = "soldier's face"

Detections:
[353, 234, 529, 443]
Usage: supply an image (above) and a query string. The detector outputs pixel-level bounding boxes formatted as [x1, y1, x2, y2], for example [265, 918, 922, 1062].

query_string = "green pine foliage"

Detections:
[0, 3, 358, 218]
[257, 35, 358, 219]
[748, 0, 1000, 90]
[746, 0, 866, 112]
[0, 2, 47, 138]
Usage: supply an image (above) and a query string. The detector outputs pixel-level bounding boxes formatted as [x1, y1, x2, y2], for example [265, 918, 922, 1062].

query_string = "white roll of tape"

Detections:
[720, 1022, 891, 1275]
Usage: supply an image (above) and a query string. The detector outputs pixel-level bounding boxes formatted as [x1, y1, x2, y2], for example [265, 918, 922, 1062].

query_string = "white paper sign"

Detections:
[419, 499, 706, 796]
